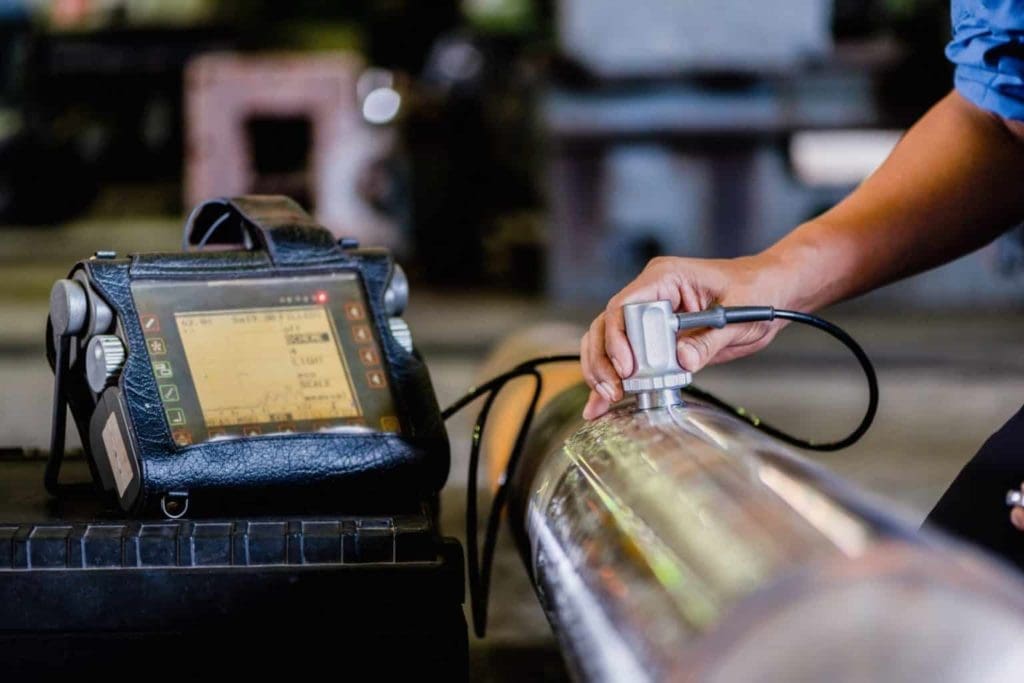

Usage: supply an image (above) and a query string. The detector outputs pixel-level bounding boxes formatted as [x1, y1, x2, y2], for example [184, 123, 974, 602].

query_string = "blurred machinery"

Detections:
[185, 53, 408, 251]
[543, 0, 1024, 307]
[0, 0, 234, 224]
[559, 0, 832, 76]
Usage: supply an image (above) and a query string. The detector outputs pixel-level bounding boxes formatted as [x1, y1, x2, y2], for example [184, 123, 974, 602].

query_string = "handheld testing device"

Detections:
[45, 195, 449, 517]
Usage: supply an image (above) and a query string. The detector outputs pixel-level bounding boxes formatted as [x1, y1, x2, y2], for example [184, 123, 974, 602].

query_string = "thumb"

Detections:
[676, 328, 736, 373]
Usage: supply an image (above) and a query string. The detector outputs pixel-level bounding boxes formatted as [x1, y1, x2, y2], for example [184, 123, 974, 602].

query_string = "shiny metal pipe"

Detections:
[507, 384, 1024, 682]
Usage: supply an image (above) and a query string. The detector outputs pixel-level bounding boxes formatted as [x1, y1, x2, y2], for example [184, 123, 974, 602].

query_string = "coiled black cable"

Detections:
[442, 308, 878, 637]
[682, 309, 879, 452]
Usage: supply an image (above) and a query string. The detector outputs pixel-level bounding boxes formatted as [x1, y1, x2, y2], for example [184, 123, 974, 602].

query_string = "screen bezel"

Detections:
[129, 272, 403, 447]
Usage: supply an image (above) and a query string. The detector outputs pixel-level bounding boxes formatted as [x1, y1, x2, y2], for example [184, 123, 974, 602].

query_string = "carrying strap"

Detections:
[182, 195, 351, 267]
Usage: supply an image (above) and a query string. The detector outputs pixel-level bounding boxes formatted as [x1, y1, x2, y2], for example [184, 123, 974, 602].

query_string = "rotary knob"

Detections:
[49, 279, 89, 337]
[85, 335, 126, 393]
[384, 263, 409, 316]
[388, 317, 414, 354]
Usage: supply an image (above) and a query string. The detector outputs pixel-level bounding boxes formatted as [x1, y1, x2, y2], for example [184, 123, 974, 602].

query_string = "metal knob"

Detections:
[388, 317, 414, 354]
[384, 263, 409, 316]
[621, 301, 690, 410]
[50, 279, 88, 336]
[73, 273, 113, 336]
[85, 335, 126, 393]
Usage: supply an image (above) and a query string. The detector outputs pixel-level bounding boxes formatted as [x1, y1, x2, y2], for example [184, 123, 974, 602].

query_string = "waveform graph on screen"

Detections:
[175, 305, 361, 428]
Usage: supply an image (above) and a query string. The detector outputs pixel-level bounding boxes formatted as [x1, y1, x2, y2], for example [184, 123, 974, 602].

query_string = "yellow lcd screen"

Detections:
[175, 305, 360, 428]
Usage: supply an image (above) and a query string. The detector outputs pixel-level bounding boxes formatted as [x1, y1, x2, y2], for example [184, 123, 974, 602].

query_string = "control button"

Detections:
[242, 426, 262, 437]
[49, 279, 89, 337]
[152, 360, 173, 379]
[172, 430, 192, 446]
[352, 324, 372, 344]
[208, 428, 227, 439]
[94, 250, 117, 259]
[358, 347, 379, 366]
[384, 263, 409, 316]
[139, 314, 160, 333]
[276, 423, 296, 433]
[146, 338, 167, 355]
[344, 302, 366, 320]
[73, 273, 113, 336]
[366, 370, 387, 389]
[159, 385, 180, 402]
[380, 416, 400, 432]
[166, 408, 186, 426]
[85, 335, 126, 393]
[388, 317, 413, 353]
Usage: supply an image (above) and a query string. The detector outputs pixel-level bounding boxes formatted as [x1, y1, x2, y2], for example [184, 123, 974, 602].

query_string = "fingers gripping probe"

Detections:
[621, 302, 777, 410]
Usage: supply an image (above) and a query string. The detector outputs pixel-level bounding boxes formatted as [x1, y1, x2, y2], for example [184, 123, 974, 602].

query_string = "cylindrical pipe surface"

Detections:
[508, 385, 1024, 682]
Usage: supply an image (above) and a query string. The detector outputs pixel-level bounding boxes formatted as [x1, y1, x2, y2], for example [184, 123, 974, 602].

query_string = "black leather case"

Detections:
[66, 196, 449, 514]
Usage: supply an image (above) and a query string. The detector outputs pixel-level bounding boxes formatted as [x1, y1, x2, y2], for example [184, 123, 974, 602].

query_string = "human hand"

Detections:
[580, 254, 796, 419]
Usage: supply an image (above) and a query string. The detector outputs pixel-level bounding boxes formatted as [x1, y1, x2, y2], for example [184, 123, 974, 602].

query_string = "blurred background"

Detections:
[1, 0, 1023, 679]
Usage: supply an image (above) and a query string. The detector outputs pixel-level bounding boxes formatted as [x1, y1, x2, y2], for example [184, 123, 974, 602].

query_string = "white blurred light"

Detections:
[790, 130, 904, 186]
[362, 87, 402, 125]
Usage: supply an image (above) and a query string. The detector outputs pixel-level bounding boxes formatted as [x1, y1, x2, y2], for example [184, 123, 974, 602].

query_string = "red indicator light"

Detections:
[314, 291, 329, 304]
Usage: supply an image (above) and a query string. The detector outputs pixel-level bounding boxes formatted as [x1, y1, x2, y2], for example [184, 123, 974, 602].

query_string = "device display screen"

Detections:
[131, 273, 400, 446]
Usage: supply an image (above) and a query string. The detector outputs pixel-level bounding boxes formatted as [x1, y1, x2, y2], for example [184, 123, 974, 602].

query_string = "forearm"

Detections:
[761, 91, 1024, 311]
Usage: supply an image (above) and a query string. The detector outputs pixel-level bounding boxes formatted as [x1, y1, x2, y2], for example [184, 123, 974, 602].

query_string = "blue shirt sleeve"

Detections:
[947, 0, 1024, 120]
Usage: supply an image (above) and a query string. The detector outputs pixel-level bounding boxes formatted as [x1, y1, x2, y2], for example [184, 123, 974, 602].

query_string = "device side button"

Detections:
[287, 520, 302, 565]
[394, 516, 433, 562]
[246, 521, 288, 566]
[354, 518, 396, 563]
[300, 521, 342, 565]
[87, 525, 127, 568]
[138, 524, 179, 567]
[11, 527, 30, 569]
[26, 525, 72, 569]
[0, 526, 16, 570]
[341, 520, 357, 563]
[190, 522, 232, 566]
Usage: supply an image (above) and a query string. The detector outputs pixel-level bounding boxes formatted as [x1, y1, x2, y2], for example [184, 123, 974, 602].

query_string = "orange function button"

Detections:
[139, 314, 160, 333]
[358, 347, 380, 366]
[146, 338, 167, 355]
[352, 324, 372, 344]
[379, 416, 400, 432]
[276, 423, 296, 433]
[344, 302, 366, 320]
[207, 428, 228, 439]
[366, 370, 387, 389]
[242, 426, 262, 437]
[172, 430, 193, 446]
